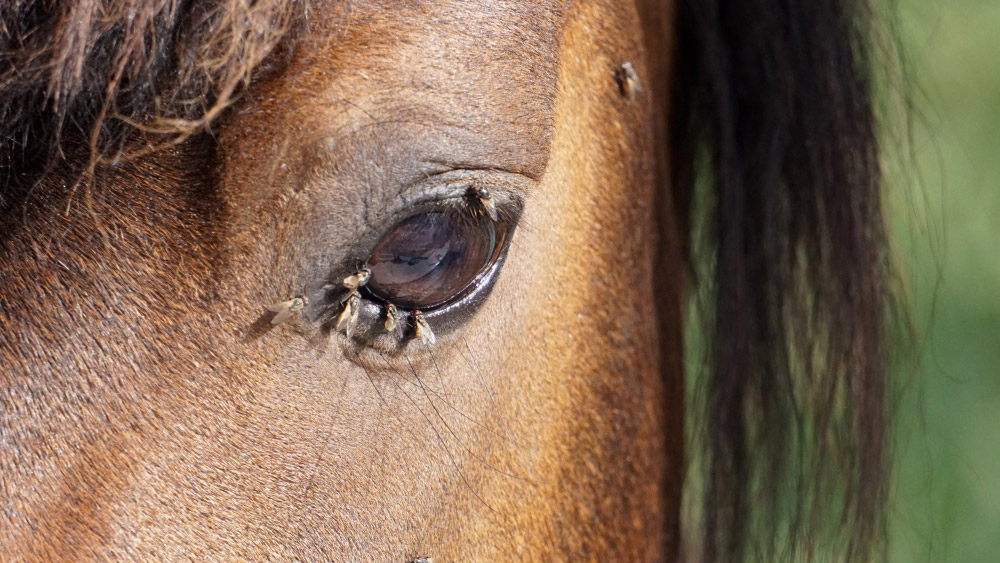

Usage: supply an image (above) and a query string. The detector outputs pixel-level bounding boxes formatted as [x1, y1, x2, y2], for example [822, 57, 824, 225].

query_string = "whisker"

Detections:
[460, 335, 536, 483]
[300, 352, 436, 502]
[424, 339, 450, 402]
[352, 347, 497, 441]
[372, 351, 501, 518]
[388, 357, 506, 441]
[355, 362, 411, 538]
[402, 353, 527, 485]
[378, 350, 500, 441]
[358, 355, 452, 471]
[401, 352, 503, 518]
[301, 427, 335, 500]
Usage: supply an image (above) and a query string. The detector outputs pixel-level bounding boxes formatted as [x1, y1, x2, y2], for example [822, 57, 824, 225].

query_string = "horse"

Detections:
[0, 0, 891, 560]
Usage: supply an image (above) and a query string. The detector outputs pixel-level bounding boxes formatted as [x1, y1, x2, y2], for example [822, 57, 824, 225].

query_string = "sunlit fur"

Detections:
[0, 0, 888, 560]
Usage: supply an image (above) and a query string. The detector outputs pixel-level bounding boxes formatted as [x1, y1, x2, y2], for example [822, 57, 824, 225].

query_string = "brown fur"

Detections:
[1, 0, 681, 560]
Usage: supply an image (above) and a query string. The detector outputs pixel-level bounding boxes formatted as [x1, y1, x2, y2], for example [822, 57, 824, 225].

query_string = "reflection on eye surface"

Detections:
[366, 211, 497, 310]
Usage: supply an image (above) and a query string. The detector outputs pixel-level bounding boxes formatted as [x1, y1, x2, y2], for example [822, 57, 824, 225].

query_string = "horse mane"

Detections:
[672, 0, 890, 560]
[0, 0, 305, 182]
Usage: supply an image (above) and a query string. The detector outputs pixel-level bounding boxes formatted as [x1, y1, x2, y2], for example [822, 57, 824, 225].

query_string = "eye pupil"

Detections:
[366, 212, 497, 309]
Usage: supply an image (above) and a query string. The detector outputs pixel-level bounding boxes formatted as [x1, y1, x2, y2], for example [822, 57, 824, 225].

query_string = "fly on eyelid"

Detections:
[469, 186, 498, 222]
[342, 268, 371, 290]
[413, 311, 436, 345]
[335, 291, 361, 335]
[384, 302, 400, 333]
[265, 295, 308, 325]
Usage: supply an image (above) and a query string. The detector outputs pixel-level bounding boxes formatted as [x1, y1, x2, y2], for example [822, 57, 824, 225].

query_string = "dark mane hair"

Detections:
[672, 0, 890, 560]
[0, 0, 304, 185]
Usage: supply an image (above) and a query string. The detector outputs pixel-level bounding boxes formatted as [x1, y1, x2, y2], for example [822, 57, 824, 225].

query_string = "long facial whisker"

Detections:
[378, 346, 510, 443]
[402, 353, 528, 486]
[295, 362, 413, 554]
[368, 356, 454, 475]
[356, 362, 410, 535]
[373, 351, 501, 517]
[425, 339, 533, 483]
[460, 335, 536, 484]
[376, 351, 508, 443]
[400, 353, 503, 518]
[300, 425, 336, 503]
[423, 325, 448, 398]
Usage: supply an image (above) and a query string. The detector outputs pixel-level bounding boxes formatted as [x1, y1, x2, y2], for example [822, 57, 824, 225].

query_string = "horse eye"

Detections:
[364, 211, 498, 310]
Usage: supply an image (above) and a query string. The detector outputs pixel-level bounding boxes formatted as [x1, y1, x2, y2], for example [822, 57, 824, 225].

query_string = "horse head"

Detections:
[0, 0, 890, 560]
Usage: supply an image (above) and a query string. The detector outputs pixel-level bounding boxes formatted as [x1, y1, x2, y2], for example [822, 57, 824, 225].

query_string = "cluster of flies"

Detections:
[264, 185, 499, 347]
[265, 266, 435, 346]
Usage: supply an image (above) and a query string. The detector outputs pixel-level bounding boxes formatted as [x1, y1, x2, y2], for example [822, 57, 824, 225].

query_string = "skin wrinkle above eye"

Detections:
[275, 113, 536, 283]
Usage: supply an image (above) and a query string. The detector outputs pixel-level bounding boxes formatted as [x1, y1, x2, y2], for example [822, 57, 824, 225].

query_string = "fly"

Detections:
[413, 311, 436, 345]
[342, 268, 371, 290]
[615, 61, 641, 99]
[335, 291, 361, 336]
[385, 302, 400, 333]
[265, 295, 308, 325]
[469, 185, 498, 222]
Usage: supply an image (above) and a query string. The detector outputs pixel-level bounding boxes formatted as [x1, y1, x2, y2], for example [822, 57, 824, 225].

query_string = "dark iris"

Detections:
[365, 212, 497, 309]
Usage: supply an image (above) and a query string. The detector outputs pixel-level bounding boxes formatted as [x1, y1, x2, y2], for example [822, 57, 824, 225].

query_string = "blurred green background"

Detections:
[889, 0, 1000, 561]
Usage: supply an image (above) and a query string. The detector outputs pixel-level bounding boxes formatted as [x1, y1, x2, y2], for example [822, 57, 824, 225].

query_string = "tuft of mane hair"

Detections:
[0, 0, 306, 181]
[672, 0, 892, 561]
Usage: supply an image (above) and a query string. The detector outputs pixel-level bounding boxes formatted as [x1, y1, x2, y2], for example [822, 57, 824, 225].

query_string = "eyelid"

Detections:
[389, 168, 530, 218]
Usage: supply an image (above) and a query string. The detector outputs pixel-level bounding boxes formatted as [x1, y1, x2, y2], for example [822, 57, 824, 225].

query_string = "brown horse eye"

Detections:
[365, 212, 497, 309]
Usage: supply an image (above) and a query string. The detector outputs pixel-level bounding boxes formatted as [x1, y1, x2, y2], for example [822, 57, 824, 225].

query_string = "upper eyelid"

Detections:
[309, 171, 524, 290]
[396, 168, 533, 206]
[361, 168, 528, 233]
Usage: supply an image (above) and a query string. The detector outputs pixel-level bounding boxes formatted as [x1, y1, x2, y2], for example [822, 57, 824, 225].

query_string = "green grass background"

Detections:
[889, 0, 1000, 560]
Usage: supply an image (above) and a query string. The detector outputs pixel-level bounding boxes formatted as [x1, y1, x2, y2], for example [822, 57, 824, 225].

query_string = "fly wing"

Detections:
[335, 295, 360, 335]
[266, 299, 294, 313]
[384, 305, 399, 333]
[270, 308, 293, 325]
[414, 314, 436, 345]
